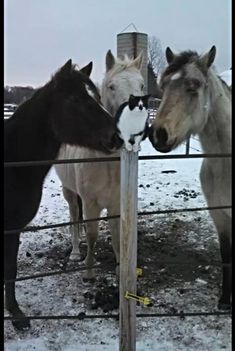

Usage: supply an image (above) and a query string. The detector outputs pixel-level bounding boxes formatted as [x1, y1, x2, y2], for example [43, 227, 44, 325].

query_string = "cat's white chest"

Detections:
[117, 105, 148, 152]
[118, 106, 148, 135]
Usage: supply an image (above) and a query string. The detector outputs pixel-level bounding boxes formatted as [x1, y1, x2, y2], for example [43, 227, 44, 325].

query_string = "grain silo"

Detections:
[117, 32, 148, 93]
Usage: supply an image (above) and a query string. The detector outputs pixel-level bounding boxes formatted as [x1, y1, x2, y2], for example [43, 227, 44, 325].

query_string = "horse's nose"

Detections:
[155, 127, 168, 147]
[149, 126, 174, 153]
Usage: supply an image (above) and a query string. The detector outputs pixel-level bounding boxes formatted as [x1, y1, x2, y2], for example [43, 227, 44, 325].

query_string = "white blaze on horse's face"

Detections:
[85, 84, 111, 114]
[170, 71, 182, 80]
[85, 84, 96, 100]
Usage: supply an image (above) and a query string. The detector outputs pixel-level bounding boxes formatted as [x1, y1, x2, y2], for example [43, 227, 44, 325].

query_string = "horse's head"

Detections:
[101, 50, 145, 115]
[149, 46, 216, 152]
[49, 59, 122, 153]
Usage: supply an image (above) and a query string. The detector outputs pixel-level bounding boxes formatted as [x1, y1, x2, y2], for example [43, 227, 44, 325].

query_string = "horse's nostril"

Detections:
[155, 127, 168, 146]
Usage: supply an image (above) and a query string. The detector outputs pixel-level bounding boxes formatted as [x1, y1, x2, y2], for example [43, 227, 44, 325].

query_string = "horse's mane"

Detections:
[107, 55, 140, 78]
[27, 64, 79, 100]
[31, 64, 94, 101]
[7, 63, 95, 123]
[164, 50, 199, 76]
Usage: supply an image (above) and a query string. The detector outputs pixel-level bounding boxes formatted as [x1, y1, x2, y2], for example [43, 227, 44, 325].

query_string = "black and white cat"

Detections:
[115, 94, 150, 152]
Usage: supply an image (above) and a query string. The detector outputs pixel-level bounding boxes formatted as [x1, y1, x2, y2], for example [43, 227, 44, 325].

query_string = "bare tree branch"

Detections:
[148, 36, 167, 76]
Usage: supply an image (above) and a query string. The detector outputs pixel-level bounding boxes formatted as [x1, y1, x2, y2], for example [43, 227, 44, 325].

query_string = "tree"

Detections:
[147, 63, 162, 98]
[4, 86, 35, 104]
[148, 36, 167, 76]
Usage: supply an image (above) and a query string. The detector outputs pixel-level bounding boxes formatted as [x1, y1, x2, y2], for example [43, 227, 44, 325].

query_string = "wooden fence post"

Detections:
[119, 149, 138, 351]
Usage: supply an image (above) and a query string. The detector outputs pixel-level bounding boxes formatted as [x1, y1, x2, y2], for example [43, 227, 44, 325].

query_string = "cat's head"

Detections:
[128, 94, 151, 111]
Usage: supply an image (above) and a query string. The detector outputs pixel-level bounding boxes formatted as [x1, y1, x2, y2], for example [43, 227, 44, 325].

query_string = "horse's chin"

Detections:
[150, 138, 178, 153]
[154, 145, 174, 153]
[154, 144, 176, 153]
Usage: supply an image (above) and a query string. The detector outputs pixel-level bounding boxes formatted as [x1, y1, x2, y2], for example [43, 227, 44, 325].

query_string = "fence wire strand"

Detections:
[4, 152, 232, 168]
[4, 311, 231, 322]
[4, 205, 231, 235]
[4, 259, 231, 284]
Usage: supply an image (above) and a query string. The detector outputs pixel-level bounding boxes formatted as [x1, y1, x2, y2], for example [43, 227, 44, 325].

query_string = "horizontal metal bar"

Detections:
[4, 153, 232, 168]
[4, 311, 231, 321]
[4, 205, 231, 235]
[4, 260, 230, 284]
[4, 263, 110, 283]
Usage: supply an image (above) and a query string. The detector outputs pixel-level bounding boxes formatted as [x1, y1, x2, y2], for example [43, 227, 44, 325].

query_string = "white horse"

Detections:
[149, 46, 231, 309]
[55, 50, 144, 278]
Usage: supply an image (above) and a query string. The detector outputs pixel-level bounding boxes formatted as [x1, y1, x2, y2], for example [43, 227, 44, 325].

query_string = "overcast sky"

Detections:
[4, 0, 231, 87]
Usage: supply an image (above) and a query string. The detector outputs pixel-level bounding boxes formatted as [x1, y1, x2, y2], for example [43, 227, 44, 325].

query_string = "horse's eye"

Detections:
[109, 84, 115, 91]
[159, 82, 165, 91]
[96, 93, 101, 103]
[160, 77, 168, 90]
[141, 83, 144, 90]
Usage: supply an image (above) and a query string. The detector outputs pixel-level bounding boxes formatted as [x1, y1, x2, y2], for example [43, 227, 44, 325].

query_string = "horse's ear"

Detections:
[199, 46, 216, 68]
[58, 59, 72, 75]
[54, 59, 72, 83]
[132, 51, 143, 70]
[79, 62, 93, 77]
[166, 47, 175, 64]
[106, 50, 115, 71]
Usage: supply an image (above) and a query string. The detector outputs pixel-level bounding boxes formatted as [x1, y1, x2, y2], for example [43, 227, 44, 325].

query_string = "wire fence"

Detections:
[4, 152, 232, 168]
[4, 205, 231, 235]
[4, 104, 232, 330]
[4, 256, 231, 284]
[4, 310, 231, 323]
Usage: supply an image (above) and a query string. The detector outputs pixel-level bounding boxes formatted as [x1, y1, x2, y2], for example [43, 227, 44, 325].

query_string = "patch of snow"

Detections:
[195, 278, 207, 285]
[6, 337, 47, 351]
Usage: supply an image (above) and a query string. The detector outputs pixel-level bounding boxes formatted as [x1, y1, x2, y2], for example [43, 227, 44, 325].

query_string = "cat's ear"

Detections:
[142, 94, 151, 102]
[129, 94, 135, 101]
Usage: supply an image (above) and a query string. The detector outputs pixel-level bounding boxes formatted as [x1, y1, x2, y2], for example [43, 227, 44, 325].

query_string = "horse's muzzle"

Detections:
[148, 126, 175, 153]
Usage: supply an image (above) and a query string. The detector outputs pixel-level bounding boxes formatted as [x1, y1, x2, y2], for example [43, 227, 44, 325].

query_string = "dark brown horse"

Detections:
[4, 59, 122, 330]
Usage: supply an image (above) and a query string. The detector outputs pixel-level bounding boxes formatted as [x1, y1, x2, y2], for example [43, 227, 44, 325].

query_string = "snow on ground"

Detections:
[4, 137, 231, 351]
